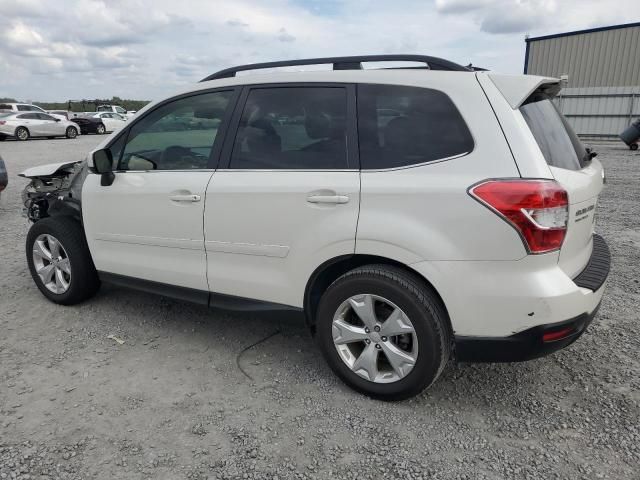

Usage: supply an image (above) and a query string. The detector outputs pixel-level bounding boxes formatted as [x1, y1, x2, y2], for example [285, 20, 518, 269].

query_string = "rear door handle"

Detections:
[306, 194, 349, 204]
[169, 194, 201, 202]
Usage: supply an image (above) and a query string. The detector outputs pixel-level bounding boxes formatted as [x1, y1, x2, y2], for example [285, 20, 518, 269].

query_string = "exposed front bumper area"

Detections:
[454, 302, 600, 362]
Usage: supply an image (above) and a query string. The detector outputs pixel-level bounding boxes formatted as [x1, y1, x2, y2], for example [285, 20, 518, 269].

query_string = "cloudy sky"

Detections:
[0, 0, 637, 102]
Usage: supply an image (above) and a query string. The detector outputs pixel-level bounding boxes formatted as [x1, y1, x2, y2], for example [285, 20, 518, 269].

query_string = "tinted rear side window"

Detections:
[230, 87, 348, 170]
[520, 96, 587, 171]
[357, 84, 474, 169]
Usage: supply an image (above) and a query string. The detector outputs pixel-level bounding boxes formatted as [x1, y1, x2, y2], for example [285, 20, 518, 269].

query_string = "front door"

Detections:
[204, 85, 360, 307]
[37, 113, 64, 136]
[82, 89, 237, 292]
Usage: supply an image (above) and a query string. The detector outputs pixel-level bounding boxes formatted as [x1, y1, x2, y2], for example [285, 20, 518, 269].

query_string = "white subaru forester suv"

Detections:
[21, 55, 610, 400]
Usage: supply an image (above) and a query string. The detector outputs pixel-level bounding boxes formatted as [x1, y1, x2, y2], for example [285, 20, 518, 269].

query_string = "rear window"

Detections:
[0, 104, 12, 110]
[357, 84, 474, 169]
[520, 95, 587, 171]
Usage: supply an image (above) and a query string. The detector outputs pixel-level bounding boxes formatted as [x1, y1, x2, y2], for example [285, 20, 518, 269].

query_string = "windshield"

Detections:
[520, 95, 588, 171]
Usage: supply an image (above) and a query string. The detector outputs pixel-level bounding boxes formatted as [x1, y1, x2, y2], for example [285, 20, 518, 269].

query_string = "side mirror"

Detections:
[92, 149, 115, 186]
[54, 118, 61, 122]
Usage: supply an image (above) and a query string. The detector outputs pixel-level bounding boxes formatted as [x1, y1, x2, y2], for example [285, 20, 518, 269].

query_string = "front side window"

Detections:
[357, 84, 474, 169]
[115, 106, 126, 114]
[229, 87, 348, 169]
[117, 91, 232, 171]
[37, 113, 55, 121]
[17, 105, 30, 111]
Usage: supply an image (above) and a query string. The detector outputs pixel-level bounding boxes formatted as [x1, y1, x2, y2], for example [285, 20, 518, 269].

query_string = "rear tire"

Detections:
[316, 265, 451, 401]
[0, 136, 6, 141]
[631, 143, 639, 151]
[26, 217, 100, 305]
[15, 127, 29, 141]
[66, 126, 78, 139]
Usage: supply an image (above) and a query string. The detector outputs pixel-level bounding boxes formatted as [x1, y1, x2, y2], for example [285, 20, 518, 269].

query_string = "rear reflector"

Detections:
[542, 326, 575, 342]
[470, 180, 568, 254]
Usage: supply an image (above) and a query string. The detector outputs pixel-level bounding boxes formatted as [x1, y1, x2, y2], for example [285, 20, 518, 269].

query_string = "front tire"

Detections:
[26, 217, 100, 305]
[631, 143, 639, 151]
[316, 265, 451, 401]
[96, 124, 106, 135]
[15, 127, 29, 141]
[66, 126, 78, 139]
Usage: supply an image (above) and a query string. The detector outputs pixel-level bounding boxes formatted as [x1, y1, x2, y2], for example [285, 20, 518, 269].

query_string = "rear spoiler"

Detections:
[486, 73, 561, 109]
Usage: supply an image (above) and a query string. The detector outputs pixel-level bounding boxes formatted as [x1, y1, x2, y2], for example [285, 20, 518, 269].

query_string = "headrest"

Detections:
[305, 112, 332, 139]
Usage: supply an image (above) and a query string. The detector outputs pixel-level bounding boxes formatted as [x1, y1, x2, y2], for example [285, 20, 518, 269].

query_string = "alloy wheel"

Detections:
[17, 128, 28, 140]
[332, 294, 419, 383]
[32, 234, 71, 294]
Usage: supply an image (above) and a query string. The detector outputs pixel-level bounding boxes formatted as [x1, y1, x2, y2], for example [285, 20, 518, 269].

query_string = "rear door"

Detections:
[519, 95, 604, 278]
[204, 84, 360, 307]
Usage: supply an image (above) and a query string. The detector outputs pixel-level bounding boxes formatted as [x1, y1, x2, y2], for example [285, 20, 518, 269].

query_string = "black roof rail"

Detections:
[200, 54, 471, 82]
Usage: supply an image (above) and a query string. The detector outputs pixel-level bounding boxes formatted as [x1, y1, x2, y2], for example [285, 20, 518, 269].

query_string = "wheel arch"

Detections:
[30, 197, 83, 225]
[303, 254, 452, 335]
[15, 125, 29, 136]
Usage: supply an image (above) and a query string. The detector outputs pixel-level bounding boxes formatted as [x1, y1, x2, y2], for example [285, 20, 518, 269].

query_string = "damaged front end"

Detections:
[20, 161, 88, 223]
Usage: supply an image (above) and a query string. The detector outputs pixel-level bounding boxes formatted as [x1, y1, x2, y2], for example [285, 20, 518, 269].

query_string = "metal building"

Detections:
[524, 22, 640, 138]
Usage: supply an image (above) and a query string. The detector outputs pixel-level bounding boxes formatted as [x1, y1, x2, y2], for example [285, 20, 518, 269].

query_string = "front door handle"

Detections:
[306, 194, 349, 204]
[169, 194, 201, 202]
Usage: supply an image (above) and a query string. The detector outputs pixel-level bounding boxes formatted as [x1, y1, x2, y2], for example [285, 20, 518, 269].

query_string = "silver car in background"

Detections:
[0, 112, 80, 141]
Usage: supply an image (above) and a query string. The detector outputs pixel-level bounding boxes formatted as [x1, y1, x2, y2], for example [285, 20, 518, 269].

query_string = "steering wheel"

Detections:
[162, 145, 208, 168]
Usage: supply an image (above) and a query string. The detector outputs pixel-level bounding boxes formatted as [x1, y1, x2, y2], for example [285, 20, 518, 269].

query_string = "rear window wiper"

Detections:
[584, 146, 597, 164]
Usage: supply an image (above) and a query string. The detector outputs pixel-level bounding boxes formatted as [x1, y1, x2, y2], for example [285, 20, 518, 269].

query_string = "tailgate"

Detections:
[518, 89, 604, 278]
[551, 160, 604, 277]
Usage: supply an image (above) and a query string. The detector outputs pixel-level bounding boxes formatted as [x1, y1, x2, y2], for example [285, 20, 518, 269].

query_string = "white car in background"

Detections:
[0, 102, 67, 121]
[89, 112, 128, 133]
[0, 111, 79, 141]
[96, 105, 135, 119]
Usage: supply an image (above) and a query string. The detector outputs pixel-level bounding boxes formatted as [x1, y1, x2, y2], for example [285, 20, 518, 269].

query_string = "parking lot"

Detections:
[0, 136, 639, 479]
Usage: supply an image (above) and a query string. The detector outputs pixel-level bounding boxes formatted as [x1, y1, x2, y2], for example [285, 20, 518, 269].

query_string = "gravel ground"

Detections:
[0, 135, 638, 480]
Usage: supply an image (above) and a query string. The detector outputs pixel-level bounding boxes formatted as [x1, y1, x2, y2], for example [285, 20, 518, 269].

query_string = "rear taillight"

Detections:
[469, 179, 568, 254]
[0, 121, 6, 125]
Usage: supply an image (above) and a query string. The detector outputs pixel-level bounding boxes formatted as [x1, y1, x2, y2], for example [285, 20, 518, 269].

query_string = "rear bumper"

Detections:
[454, 302, 600, 362]
[0, 125, 15, 137]
[411, 234, 610, 341]
[451, 234, 610, 362]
